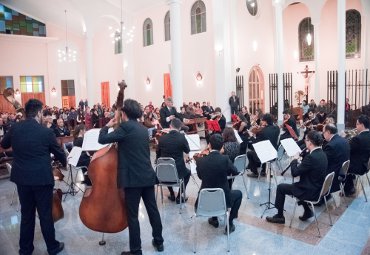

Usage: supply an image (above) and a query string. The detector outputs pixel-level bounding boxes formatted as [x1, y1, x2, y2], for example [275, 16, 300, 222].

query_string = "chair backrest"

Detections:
[5, 162, 11, 175]
[233, 154, 247, 174]
[341, 160, 350, 176]
[156, 163, 179, 183]
[317, 171, 335, 201]
[367, 158, 370, 172]
[157, 157, 176, 166]
[197, 188, 227, 217]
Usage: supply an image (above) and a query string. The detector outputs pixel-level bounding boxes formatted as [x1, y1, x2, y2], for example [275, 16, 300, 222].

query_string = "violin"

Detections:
[192, 148, 210, 161]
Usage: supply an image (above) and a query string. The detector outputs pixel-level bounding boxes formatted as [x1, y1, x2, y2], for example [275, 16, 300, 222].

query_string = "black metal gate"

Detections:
[269, 73, 293, 117]
[236, 75, 244, 112]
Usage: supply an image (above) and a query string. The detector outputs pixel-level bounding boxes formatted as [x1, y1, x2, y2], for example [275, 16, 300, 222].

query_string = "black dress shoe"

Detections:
[299, 210, 314, 221]
[266, 214, 285, 224]
[224, 223, 236, 234]
[49, 242, 64, 255]
[175, 196, 188, 204]
[167, 194, 176, 201]
[152, 239, 164, 252]
[208, 217, 219, 228]
[345, 188, 356, 197]
[121, 252, 133, 255]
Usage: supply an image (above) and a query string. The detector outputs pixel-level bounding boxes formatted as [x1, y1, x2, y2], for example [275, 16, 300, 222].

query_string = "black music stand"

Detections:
[63, 146, 84, 201]
[259, 161, 276, 218]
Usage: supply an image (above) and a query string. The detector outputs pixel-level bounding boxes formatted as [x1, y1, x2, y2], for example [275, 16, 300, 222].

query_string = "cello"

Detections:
[79, 81, 128, 235]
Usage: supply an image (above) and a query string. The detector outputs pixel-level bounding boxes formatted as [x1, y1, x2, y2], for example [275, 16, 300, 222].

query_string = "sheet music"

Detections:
[185, 134, 201, 151]
[82, 129, 106, 151]
[67, 146, 82, 167]
[188, 151, 201, 174]
[280, 138, 302, 157]
[253, 140, 277, 163]
[233, 129, 243, 144]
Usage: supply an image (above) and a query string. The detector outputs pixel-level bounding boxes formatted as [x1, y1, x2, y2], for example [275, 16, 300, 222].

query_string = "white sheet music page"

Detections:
[280, 138, 302, 157]
[188, 151, 201, 174]
[82, 129, 107, 151]
[253, 140, 277, 163]
[68, 147, 82, 167]
[185, 134, 201, 151]
[233, 129, 243, 144]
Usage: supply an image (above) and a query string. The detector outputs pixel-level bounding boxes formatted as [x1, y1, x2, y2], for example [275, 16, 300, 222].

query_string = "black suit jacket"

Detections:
[290, 148, 328, 201]
[348, 130, 370, 175]
[156, 130, 190, 179]
[54, 126, 70, 137]
[323, 134, 350, 192]
[253, 124, 280, 149]
[1, 118, 66, 186]
[196, 151, 239, 206]
[160, 106, 180, 128]
[98, 120, 156, 188]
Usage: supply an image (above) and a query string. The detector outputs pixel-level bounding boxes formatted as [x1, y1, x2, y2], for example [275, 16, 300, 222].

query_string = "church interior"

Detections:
[0, 0, 370, 254]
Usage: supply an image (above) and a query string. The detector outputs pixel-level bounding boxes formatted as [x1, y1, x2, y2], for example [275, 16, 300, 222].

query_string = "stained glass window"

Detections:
[164, 11, 170, 41]
[143, 18, 153, 47]
[0, 4, 46, 37]
[191, 0, 206, 35]
[346, 9, 361, 58]
[298, 17, 315, 62]
[0, 76, 13, 94]
[20, 76, 44, 93]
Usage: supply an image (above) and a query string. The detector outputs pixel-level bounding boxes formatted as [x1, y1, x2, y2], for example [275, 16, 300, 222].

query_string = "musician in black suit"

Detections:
[156, 118, 191, 203]
[54, 118, 70, 137]
[1, 99, 66, 255]
[159, 97, 180, 128]
[280, 110, 299, 140]
[322, 124, 350, 192]
[195, 134, 242, 233]
[266, 131, 328, 224]
[247, 113, 280, 177]
[228, 91, 239, 115]
[98, 99, 164, 255]
[344, 115, 370, 195]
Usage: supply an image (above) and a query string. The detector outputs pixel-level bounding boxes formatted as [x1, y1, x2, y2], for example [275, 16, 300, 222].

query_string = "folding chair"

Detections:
[155, 157, 185, 213]
[227, 154, 249, 198]
[6, 163, 20, 211]
[289, 172, 335, 237]
[193, 188, 230, 253]
[338, 160, 350, 205]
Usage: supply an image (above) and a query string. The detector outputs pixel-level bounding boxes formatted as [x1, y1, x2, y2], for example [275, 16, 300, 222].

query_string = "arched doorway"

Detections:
[248, 65, 265, 114]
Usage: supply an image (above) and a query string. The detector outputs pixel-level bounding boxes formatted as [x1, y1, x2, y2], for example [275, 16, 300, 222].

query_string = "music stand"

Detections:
[279, 138, 302, 176]
[63, 146, 84, 201]
[252, 140, 277, 218]
[184, 134, 201, 189]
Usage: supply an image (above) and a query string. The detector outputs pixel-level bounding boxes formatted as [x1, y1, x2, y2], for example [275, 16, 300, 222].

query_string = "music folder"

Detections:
[280, 138, 301, 157]
[253, 140, 277, 164]
[82, 128, 107, 151]
[185, 134, 201, 151]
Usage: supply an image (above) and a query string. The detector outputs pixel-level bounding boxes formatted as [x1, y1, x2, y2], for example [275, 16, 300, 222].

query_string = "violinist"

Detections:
[1, 99, 66, 255]
[280, 110, 299, 141]
[98, 99, 164, 255]
[246, 114, 280, 177]
[72, 124, 91, 186]
[213, 107, 226, 131]
[222, 127, 240, 189]
[156, 118, 191, 203]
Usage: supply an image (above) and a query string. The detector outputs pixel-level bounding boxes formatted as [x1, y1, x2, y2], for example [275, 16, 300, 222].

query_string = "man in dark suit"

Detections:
[266, 131, 328, 224]
[160, 97, 180, 128]
[247, 113, 280, 177]
[54, 118, 70, 137]
[280, 110, 299, 140]
[344, 115, 370, 195]
[99, 99, 164, 255]
[195, 134, 242, 233]
[156, 118, 191, 203]
[322, 124, 350, 193]
[228, 91, 239, 115]
[1, 99, 66, 255]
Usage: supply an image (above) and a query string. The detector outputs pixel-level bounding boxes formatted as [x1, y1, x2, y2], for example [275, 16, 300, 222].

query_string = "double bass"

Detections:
[79, 81, 128, 234]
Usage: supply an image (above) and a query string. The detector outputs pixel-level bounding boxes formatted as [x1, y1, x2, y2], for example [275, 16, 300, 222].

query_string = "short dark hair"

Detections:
[306, 130, 323, 147]
[222, 127, 237, 142]
[25, 99, 43, 118]
[170, 118, 182, 130]
[324, 123, 337, 135]
[122, 99, 143, 120]
[73, 124, 86, 138]
[282, 109, 291, 115]
[261, 113, 273, 125]
[209, 134, 224, 151]
[214, 107, 221, 113]
[358, 114, 370, 128]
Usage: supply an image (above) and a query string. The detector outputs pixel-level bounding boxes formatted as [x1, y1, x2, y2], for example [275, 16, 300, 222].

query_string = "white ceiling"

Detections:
[0, 0, 163, 36]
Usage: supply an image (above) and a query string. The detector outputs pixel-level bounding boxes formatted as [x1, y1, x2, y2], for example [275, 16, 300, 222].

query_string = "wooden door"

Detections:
[21, 93, 45, 106]
[101, 82, 110, 107]
[163, 73, 172, 99]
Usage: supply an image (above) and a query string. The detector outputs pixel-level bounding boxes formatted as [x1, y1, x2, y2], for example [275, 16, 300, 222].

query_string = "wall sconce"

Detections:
[14, 88, 20, 96]
[145, 77, 152, 90]
[195, 72, 203, 81]
[51, 86, 57, 96]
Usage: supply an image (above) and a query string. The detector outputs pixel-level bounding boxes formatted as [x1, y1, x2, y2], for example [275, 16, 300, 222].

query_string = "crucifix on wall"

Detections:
[300, 65, 315, 102]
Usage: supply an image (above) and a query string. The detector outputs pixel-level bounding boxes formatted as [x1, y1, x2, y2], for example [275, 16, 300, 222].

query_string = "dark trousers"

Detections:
[17, 184, 59, 255]
[229, 190, 242, 223]
[124, 186, 163, 255]
[275, 183, 310, 216]
[168, 170, 191, 198]
[231, 107, 238, 115]
[247, 150, 265, 174]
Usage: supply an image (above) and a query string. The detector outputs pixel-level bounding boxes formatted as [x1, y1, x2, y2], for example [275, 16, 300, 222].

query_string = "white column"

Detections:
[363, 1, 370, 69]
[212, 0, 234, 122]
[85, 29, 95, 105]
[273, 1, 284, 125]
[337, 0, 346, 131]
[169, 0, 183, 108]
[312, 21, 320, 103]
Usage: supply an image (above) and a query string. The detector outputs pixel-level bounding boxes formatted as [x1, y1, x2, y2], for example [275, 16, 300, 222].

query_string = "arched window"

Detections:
[143, 18, 153, 47]
[191, 0, 206, 35]
[346, 9, 361, 58]
[246, 0, 258, 16]
[248, 66, 265, 115]
[298, 17, 314, 62]
[164, 11, 170, 41]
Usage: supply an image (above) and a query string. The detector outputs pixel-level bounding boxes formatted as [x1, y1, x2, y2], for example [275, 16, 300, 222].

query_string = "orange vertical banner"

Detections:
[101, 82, 110, 107]
[163, 73, 172, 99]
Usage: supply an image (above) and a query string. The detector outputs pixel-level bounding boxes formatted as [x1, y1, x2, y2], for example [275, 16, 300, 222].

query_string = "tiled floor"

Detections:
[1, 149, 370, 255]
